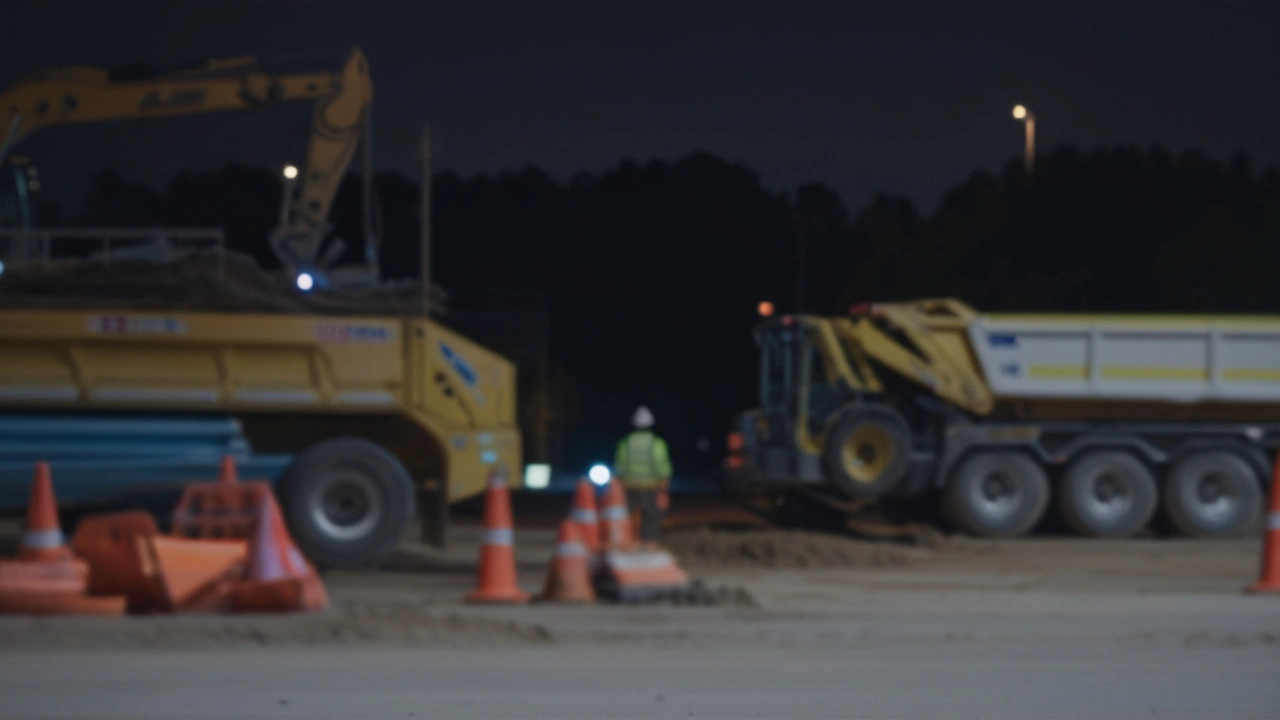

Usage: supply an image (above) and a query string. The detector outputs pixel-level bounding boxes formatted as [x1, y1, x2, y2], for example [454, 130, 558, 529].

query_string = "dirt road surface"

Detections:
[3, 523, 1279, 719]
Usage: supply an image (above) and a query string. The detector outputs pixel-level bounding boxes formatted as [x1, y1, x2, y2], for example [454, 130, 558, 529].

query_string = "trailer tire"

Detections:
[1058, 451, 1158, 538]
[824, 405, 913, 498]
[944, 451, 1049, 538]
[276, 437, 416, 571]
[1162, 450, 1263, 538]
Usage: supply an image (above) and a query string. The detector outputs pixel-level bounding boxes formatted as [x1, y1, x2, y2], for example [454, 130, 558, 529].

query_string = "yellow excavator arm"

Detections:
[0, 48, 373, 273]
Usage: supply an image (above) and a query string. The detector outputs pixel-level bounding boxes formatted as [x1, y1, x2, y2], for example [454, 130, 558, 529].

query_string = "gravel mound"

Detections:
[0, 250, 436, 315]
[0, 602, 554, 650]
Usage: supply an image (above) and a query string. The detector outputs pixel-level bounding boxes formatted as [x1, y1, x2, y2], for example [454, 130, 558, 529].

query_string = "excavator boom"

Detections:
[0, 48, 373, 277]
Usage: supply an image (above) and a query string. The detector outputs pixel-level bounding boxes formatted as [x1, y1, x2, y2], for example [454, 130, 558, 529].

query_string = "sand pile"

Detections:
[666, 528, 945, 570]
[0, 602, 554, 650]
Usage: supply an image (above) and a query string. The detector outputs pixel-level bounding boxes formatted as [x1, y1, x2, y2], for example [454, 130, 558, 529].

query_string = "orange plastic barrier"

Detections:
[594, 548, 691, 603]
[170, 455, 274, 541]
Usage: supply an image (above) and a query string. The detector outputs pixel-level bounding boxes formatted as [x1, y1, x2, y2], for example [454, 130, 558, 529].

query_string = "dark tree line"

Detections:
[63, 145, 1280, 476]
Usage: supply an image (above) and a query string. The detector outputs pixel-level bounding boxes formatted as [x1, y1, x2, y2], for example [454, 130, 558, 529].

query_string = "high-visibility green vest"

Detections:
[613, 431, 672, 490]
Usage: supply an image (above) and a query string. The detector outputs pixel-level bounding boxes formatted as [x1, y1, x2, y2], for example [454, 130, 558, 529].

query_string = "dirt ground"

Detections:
[2, 514, 1279, 719]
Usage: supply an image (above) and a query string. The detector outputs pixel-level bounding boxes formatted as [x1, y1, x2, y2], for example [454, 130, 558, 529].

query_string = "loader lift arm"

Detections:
[0, 47, 374, 276]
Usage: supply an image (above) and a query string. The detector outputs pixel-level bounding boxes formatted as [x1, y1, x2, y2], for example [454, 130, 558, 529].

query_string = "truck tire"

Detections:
[1162, 450, 1263, 538]
[275, 437, 416, 570]
[1058, 451, 1158, 538]
[944, 451, 1049, 538]
[824, 405, 913, 498]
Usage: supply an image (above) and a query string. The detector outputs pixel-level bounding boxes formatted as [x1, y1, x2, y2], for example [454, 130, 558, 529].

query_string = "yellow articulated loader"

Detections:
[724, 299, 1280, 539]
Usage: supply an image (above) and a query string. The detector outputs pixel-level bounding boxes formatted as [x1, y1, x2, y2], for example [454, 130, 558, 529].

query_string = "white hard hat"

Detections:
[632, 405, 655, 429]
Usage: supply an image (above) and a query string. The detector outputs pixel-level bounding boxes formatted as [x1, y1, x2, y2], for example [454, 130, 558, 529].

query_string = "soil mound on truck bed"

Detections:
[0, 250, 434, 315]
[665, 528, 993, 570]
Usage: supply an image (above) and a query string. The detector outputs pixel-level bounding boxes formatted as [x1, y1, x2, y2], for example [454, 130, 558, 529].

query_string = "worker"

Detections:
[613, 405, 672, 549]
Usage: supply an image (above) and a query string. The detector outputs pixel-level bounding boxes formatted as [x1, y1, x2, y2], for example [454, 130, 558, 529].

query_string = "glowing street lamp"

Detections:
[758, 301, 775, 318]
[1012, 104, 1036, 173]
[279, 163, 300, 229]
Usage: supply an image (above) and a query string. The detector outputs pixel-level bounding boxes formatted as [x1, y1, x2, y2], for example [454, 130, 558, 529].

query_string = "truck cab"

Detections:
[726, 301, 1279, 541]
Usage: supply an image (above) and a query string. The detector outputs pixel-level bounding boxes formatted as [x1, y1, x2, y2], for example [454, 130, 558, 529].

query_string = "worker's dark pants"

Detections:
[626, 489, 663, 543]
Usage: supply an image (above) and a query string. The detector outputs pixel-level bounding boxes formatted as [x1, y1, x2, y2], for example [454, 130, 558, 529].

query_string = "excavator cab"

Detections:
[0, 156, 34, 230]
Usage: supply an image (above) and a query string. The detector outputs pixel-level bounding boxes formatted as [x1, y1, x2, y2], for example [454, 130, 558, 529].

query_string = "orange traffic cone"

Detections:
[229, 494, 328, 612]
[17, 462, 73, 563]
[1246, 453, 1280, 594]
[218, 454, 239, 484]
[1, 462, 127, 616]
[466, 469, 529, 604]
[536, 520, 595, 603]
[569, 478, 601, 553]
[600, 478, 634, 550]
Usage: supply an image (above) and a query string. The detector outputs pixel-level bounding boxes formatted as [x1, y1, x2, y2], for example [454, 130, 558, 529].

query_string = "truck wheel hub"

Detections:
[1193, 472, 1237, 522]
[309, 471, 383, 542]
[1197, 474, 1226, 503]
[1086, 472, 1134, 519]
[980, 473, 1015, 503]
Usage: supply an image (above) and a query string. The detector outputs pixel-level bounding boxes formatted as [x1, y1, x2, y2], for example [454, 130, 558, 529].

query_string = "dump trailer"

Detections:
[724, 299, 1280, 539]
[0, 309, 520, 568]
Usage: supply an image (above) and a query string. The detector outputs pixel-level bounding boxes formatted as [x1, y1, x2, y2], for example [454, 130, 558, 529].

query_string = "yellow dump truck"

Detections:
[0, 309, 520, 568]
[724, 299, 1280, 539]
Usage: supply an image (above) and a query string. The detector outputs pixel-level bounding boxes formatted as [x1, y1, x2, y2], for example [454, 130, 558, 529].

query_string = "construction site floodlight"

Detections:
[524, 463, 551, 490]
[588, 464, 611, 486]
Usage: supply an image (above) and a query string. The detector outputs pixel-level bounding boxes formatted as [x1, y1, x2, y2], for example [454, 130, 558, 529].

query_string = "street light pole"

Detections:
[419, 124, 433, 316]
[1012, 104, 1036, 174]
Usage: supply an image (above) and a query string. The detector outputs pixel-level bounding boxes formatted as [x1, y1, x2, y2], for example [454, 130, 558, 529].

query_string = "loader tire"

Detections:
[944, 451, 1049, 538]
[824, 405, 913, 498]
[276, 437, 416, 571]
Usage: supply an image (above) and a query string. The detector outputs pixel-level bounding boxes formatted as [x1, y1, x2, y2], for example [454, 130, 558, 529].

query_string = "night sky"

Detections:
[4, 1, 1279, 217]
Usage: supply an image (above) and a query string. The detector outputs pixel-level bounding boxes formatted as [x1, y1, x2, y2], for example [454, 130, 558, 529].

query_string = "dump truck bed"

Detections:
[0, 309, 521, 503]
[969, 312, 1280, 404]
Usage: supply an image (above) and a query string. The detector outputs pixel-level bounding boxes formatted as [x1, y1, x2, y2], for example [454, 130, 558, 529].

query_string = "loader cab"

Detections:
[739, 316, 842, 483]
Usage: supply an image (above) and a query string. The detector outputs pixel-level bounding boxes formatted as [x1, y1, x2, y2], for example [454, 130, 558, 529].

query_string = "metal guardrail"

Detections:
[0, 227, 227, 277]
